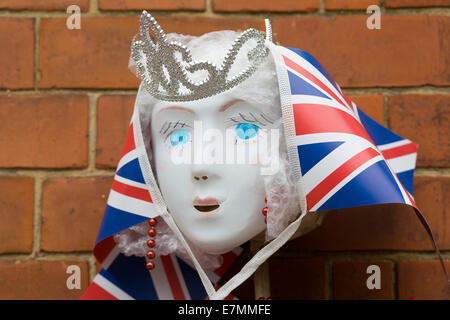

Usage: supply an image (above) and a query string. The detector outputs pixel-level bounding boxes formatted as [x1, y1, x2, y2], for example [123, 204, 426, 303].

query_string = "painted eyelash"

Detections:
[259, 112, 274, 124]
[228, 112, 273, 127]
[238, 112, 255, 123]
[160, 121, 190, 135]
[249, 112, 264, 126]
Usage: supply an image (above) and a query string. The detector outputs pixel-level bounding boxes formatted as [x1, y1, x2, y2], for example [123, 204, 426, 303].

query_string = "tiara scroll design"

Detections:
[131, 11, 270, 102]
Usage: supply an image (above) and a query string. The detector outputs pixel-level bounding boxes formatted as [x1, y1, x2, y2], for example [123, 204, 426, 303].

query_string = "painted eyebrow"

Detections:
[157, 99, 244, 115]
[156, 105, 195, 115]
[219, 99, 245, 112]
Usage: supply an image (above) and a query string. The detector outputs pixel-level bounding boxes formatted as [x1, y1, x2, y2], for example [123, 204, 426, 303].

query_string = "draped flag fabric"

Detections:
[82, 44, 444, 300]
[271, 46, 418, 212]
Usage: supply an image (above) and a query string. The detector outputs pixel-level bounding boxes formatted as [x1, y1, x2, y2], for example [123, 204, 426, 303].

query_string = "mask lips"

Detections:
[194, 204, 220, 212]
[193, 197, 220, 214]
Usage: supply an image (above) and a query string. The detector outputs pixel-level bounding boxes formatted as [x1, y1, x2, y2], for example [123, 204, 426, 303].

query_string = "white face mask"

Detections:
[151, 93, 272, 254]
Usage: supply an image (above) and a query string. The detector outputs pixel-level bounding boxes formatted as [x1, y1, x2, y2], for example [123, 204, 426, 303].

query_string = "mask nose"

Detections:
[191, 166, 217, 182]
[193, 174, 208, 181]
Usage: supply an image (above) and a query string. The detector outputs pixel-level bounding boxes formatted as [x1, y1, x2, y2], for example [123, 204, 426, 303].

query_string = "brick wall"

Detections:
[0, 0, 448, 300]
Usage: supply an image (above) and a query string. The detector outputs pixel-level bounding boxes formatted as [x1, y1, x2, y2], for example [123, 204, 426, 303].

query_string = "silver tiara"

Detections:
[131, 11, 272, 102]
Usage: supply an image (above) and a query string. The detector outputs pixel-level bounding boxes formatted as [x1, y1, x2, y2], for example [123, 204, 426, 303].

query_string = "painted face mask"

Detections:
[82, 11, 447, 300]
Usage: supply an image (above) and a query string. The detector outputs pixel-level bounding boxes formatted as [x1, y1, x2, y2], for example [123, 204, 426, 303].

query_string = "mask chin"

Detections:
[185, 222, 267, 255]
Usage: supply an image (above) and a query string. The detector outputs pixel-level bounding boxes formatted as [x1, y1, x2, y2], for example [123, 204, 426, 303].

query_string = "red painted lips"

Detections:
[193, 197, 220, 213]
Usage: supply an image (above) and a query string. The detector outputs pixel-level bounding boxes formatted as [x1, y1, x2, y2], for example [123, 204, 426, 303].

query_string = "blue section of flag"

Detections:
[176, 257, 208, 300]
[318, 160, 405, 211]
[95, 205, 149, 245]
[298, 141, 344, 175]
[288, 70, 330, 99]
[396, 169, 414, 195]
[286, 47, 340, 93]
[116, 158, 146, 184]
[106, 253, 159, 300]
[99, 268, 129, 296]
[358, 108, 403, 146]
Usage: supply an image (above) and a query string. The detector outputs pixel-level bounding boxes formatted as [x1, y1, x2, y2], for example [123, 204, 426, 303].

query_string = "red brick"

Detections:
[96, 261, 102, 274]
[350, 94, 384, 124]
[213, 0, 318, 12]
[333, 261, 393, 299]
[269, 258, 326, 299]
[326, 0, 378, 10]
[39, 17, 138, 89]
[39, 16, 264, 89]
[0, 19, 34, 89]
[397, 260, 450, 300]
[281, 176, 450, 252]
[99, 0, 205, 11]
[96, 95, 135, 168]
[0, 260, 89, 299]
[41, 176, 113, 252]
[0, 0, 88, 10]
[413, 176, 450, 246]
[0, 177, 34, 253]
[0, 95, 88, 168]
[273, 16, 450, 88]
[389, 94, 449, 167]
[386, 0, 450, 8]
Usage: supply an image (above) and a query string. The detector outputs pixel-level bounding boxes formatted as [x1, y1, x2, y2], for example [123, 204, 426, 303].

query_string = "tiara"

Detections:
[131, 11, 272, 102]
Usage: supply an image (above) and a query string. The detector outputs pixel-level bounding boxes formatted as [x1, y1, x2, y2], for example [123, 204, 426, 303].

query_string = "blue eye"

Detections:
[235, 123, 259, 140]
[170, 129, 191, 146]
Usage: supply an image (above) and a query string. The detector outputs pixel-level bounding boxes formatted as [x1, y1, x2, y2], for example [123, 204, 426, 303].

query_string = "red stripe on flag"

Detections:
[93, 236, 116, 264]
[404, 187, 417, 208]
[283, 55, 350, 110]
[111, 179, 152, 203]
[293, 103, 374, 144]
[381, 142, 417, 160]
[121, 123, 136, 157]
[307, 147, 380, 211]
[214, 251, 238, 278]
[160, 255, 186, 300]
[80, 282, 118, 300]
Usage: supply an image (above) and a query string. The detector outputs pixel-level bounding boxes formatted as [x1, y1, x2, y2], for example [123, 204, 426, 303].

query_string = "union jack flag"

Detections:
[270, 45, 446, 280]
[272, 46, 417, 212]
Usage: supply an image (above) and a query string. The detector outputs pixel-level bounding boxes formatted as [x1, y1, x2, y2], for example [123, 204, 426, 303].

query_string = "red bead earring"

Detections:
[146, 218, 157, 270]
[262, 197, 268, 224]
